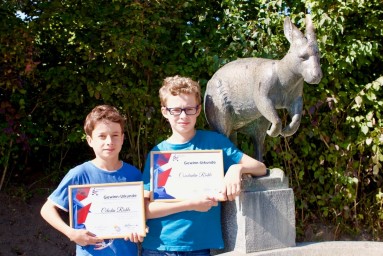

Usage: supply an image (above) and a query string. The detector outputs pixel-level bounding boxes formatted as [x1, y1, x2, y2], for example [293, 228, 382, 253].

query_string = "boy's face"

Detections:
[161, 93, 201, 138]
[86, 120, 124, 161]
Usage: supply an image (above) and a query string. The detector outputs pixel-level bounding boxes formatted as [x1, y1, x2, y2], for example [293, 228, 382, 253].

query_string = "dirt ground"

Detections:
[0, 191, 75, 256]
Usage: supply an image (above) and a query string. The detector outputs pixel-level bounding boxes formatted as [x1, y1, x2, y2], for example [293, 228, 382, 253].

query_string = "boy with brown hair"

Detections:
[141, 75, 266, 255]
[41, 105, 144, 255]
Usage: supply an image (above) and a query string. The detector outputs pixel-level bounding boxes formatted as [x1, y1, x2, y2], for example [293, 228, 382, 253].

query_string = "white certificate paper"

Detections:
[150, 150, 224, 201]
[68, 182, 146, 239]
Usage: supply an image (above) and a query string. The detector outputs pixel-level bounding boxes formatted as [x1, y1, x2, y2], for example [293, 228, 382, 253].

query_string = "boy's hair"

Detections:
[84, 105, 126, 136]
[159, 75, 201, 106]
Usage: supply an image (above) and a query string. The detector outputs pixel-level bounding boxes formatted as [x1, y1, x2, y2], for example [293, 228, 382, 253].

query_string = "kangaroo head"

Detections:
[283, 15, 323, 84]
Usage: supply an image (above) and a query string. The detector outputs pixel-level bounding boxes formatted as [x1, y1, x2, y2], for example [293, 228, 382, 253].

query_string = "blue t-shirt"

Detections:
[48, 161, 142, 256]
[142, 130, 243, 251]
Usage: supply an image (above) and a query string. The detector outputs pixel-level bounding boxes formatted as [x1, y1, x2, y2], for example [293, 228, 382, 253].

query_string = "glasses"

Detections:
[165, 105, 199, 116]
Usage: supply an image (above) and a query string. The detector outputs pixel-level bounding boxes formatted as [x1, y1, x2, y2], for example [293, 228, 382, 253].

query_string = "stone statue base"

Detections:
[213, 168, 296, 255]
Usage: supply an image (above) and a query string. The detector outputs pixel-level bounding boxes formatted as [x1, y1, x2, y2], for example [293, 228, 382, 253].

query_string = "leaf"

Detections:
[361, 125, 369, 135]
[373, 165, 379, 176]
[355, 95, 362, 107]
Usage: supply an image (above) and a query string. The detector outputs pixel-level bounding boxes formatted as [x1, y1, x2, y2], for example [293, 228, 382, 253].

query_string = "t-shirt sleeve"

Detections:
[215, 133, 243, 172]
[48, 169, 80, 211]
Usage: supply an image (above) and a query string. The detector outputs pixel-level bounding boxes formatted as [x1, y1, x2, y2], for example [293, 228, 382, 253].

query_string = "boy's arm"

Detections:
[40, 200, 103, 246]
[237, 153, 267, 176]
[223, 153, 267, 201]
[144, 191, 219, 219]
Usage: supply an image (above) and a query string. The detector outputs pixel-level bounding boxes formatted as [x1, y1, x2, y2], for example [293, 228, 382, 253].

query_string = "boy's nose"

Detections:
[106, 135, 113, 144]
[179, 110, 188, 117]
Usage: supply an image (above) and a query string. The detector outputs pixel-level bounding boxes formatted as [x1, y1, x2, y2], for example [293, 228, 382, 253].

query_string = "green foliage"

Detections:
[1, 0, 383, 241]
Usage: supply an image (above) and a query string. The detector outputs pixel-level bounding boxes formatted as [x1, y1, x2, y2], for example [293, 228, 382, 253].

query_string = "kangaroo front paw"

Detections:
[267, 123, 282, 137]
[281, 118, 301, 137]
[281, 126, 298, 137]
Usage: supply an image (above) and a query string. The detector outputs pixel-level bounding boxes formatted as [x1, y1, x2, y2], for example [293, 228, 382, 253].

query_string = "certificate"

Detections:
[150, 150, 224, 201]
[68, 182, 146, 239]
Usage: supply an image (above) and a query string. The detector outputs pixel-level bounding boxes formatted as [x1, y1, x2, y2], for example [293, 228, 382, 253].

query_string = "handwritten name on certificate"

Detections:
[68, 182, 146, 239]
[150, 150, 224, 201]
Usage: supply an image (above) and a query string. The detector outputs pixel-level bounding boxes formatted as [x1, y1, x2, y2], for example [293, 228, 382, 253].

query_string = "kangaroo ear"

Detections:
[305, 14, 317, 43]
[284, 17, 304, 43]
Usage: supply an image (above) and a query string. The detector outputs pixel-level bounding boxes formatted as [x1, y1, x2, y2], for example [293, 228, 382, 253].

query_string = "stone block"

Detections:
[213, 168, 296, 254]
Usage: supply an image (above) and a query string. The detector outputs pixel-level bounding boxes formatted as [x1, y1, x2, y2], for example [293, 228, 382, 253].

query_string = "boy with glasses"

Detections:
[141, 75, 266, 256]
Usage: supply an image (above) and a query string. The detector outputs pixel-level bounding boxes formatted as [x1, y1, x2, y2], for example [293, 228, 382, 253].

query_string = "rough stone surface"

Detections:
[242, 168, 288, 192]
[212, 169, 296, 254]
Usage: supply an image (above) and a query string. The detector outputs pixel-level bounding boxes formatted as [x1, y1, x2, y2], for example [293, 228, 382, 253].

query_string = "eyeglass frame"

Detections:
[164, 105, 200, 116]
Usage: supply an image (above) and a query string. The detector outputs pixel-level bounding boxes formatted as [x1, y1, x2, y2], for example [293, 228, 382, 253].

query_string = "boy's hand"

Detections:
[222, 165, 242, 201]
[124, 227, 149, 243]
[124, 232, 144, 243]
[68, 229, 103, 247]
[188, 196, 219, 212]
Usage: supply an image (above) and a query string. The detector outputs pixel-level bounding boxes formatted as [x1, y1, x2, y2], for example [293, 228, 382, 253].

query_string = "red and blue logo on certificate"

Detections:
[152, 152, 176, 199]
[72, 187, 92, 229]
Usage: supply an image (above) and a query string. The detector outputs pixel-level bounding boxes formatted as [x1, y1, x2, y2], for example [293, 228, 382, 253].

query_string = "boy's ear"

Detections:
[194, 104, 202, 118]
[197, 104, 202, 115]
[161, 107, 168, 118]
[86, 135, 93, 147]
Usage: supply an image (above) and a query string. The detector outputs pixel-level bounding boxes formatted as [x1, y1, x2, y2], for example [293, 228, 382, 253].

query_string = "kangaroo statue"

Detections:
[204, 15, 322, 161]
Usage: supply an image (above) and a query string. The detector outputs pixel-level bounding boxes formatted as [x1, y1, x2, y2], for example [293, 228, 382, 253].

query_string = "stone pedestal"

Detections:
[213, 168, 296, 255]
